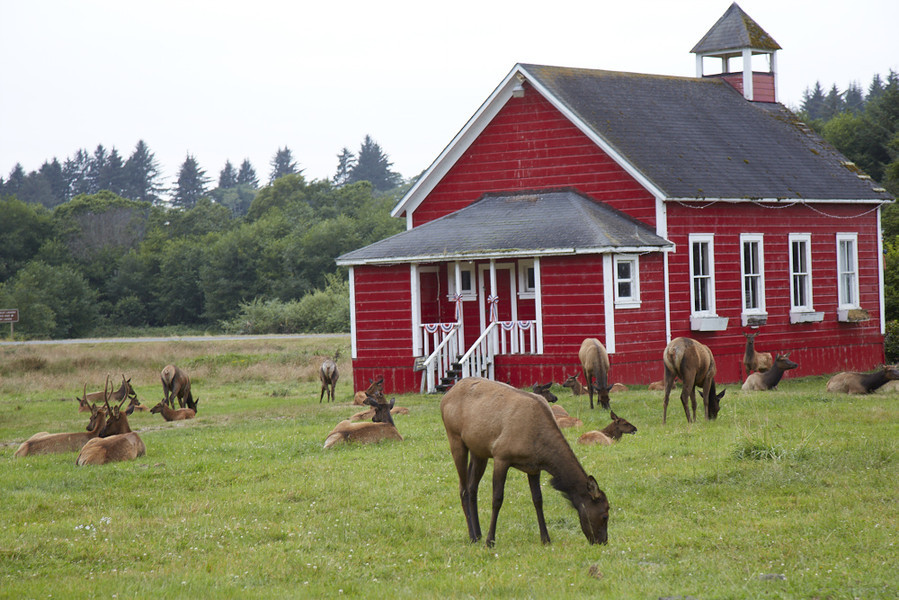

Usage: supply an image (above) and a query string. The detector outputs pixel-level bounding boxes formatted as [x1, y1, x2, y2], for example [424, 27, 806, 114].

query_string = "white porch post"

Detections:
[348, 266, 357, 359]
[534, 257, 544, 354]
[410, 264, 421, 356]
[489, 259, 498, 356]
[602, 254, 615, 354]
[663, 252, 672, 344]
[454, 261, 464, 358]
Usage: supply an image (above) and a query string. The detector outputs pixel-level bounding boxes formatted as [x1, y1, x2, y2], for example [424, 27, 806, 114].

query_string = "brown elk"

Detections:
[743, 332, 773, 376]
[76, 375, 138, 412]
[99, 385, 136, 437]
[349, 401, 408, 422]
[324, 393, 403, 449]
[353, 376, 385, 405]
[826, 364, 899, 394]
[531, 382, 557, 403]
[551, 404, 583, 428]
[562, 373, 587, 396]
[14, 403, 107, 457]
[741, 352, 797, 391]
[161, 364, 194, 408]
[319, 356, 339, 403]
[76, 432, 146, 466]
[577, 411, 638, 445]
[440, 377, 610, 547]
[578, 338, 612, 410]
[662, 337, 725, 424]
[150, 399, 197, 421]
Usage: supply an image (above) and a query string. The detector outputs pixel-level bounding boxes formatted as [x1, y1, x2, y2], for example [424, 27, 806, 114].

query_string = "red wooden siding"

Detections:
[665, 201, 884, 382]
[412, 86, 658, 227]
[718, 72, 776, 102]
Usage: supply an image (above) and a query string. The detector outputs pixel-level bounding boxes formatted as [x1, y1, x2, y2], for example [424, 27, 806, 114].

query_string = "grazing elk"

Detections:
[578, 338, 612, 410]
[150, 399, 197, 421]
[160, 364, 194, 409]
[826, 364, 899, 394]
[531, 382, 558, 403]
[577, 411, 638, 446]
[76, 375, 138, 412]
[562, 373, 587, 396]
[14, 403, 107, 457]
[319, 355, 339, 403]
[323, 394, 403, 449]
[662, 337, 725, 424]
[76, 432, 146, 466]
[353, 376, 385, 405]
[743, 332, 773, 376]
[440, 377, 610, 547]
[551, 404, 583, 428]
[741, 352, 798, 391]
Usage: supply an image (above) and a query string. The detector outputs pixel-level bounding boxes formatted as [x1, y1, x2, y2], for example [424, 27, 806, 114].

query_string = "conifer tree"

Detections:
[269, 147, 300, 184]
[237, 159, 259, 188]
[348, 135, 401, 192]
[124, 140, 163, 204]
[218, 160, 237, 189]
[172, 154, 210, 209]
[333, 147, 356, 187]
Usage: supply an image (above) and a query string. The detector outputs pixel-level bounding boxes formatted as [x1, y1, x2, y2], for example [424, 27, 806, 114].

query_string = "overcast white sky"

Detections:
[1, 0, 897, 191]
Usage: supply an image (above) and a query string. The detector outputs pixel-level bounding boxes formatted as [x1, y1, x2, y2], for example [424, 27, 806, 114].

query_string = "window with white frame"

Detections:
[789, 234, 813, 311]
[741, 234, 766, 318]
[447, 263, 475, 299]
[836, 232, 859, 308]
[614, 255, 640, 307]
[518, 259, 536, 298]
[689, 235, 715, 315]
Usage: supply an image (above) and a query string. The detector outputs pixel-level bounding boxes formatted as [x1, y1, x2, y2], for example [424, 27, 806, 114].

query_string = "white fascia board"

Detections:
[517, 65, 667, 201]
[666, 196, 888, 205]
[390, 66, 525, 224]
[336, 245, 673, 267]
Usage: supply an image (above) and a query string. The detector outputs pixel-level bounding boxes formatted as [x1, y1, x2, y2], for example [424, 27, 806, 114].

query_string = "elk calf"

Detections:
[577, 411, 638, 446]
[531, 382, 557, 403]
[578, 338, 612, 410]
[76, 432, 146, 465]
[353, 376, 384, 405]
[319, 356, 339, 403]
[440, 377, 609, 547]
[826, 364, 899, 394]
[561, 373, 586, 396]
[324, 394, 403, 448]
[150, 400, 197, 421]
[743, 332, 773, 375]
[662, 337, 724, 423]
[161, 364, 194, 408]
[742, 353, 797, 391]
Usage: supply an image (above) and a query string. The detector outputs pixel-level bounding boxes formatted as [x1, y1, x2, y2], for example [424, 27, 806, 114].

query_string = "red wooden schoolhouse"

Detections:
[337, 3, 893, 394]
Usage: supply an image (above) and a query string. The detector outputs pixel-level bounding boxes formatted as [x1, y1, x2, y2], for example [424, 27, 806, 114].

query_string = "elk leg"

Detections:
[485, 459, 510, 548]
[680, 373, 696, 423]
[582, 368, 594, 409]
[527, 472, 551, 545]
[448, 437, 479, 543]
[467, 454, 488, 542]
[662, 367, 674, 424]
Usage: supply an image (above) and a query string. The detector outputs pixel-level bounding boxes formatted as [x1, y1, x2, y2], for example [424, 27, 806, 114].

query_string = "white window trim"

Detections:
[788, 233, 824, 323]
[613, 254, 641, 309]
[689, 234, 727, 331]
[740, 234, 767, 327]
[447, 263, 476, 300]
[518, 259, 536, 299]
[836, 232, 860, 310]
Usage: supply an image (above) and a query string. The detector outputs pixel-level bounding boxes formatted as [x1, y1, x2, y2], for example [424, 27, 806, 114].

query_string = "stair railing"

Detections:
[418, 323, 461, 394]
[459, 321, 498, 381]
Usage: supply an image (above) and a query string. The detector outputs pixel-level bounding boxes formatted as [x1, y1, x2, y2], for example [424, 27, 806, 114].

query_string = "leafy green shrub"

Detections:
[885, 320, 899, 363]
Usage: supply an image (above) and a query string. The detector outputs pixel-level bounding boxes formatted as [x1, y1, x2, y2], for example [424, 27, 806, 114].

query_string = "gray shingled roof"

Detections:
[337, 189, 671, 265]
[521, 64, 892, 202]
[691, 2, 781, 54]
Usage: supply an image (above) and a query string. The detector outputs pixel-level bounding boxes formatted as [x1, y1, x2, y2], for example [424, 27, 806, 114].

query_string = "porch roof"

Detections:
[337, 189, 673, 266]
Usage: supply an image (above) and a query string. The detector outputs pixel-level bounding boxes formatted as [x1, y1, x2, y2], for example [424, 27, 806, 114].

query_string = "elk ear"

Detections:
[389, 398, 395, 410]
[610, 410, 618, 420]
[586, 476, 602, 500]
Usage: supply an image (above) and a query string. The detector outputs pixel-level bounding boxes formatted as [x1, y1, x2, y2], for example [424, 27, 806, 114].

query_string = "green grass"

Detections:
[1, 338, 897, 598]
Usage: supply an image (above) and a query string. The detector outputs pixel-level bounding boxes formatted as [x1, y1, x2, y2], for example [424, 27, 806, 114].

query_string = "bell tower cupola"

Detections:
[691, 2, 781, 102]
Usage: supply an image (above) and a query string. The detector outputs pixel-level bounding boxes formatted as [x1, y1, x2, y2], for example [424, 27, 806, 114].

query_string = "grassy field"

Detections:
[1, 336, 896, 599]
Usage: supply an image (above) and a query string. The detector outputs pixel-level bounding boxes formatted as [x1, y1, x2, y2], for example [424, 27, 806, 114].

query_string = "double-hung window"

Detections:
[740, 234, 766, 326]
[788, 233, 823, 323]
[836, 233, 859, 309]
[689, 234, 727, 330]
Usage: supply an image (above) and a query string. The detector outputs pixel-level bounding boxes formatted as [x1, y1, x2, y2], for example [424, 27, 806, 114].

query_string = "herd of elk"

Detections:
[741, 353, 798, 391]
[75, 386, 145, 466]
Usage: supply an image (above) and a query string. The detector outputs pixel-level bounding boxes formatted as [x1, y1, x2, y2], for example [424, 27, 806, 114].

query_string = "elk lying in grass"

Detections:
[562, 373, 586, 396]
[99, 389, 135, 437]
[161, 364, 194, 408]
[353, 376, 384, 405]
[324, 394, 403, 449]
[826, 364, 899, 394]
[15, 403, 106, 457]
[349, 402, 408, 422]
[551, 404, 583, 428]
[579, 338, 612, 410]
[150, 399, 197, 421]
[440, 377, 610, 547]
[662, 337, 725, 424]
[609, 383, 628, 393]
[319, 355, 339, 403]
[531, 382, 557, 403]
[577, 411, 637, 446]
[76, 375, 138, 412]
[741, 352, 797, 391]
[76, 432, 146, 466]
[743, 332, 773, 375]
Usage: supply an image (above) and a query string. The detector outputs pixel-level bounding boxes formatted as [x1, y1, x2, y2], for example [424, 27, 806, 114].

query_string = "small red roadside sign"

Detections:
[0, 309, 19, 323]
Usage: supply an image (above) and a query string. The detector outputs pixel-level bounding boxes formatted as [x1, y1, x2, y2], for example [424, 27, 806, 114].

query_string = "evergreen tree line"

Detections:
[0, 135, 407, 339]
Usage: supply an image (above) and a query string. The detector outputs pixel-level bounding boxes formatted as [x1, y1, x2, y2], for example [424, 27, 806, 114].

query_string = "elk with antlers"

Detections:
[15, 402, 107, 457]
